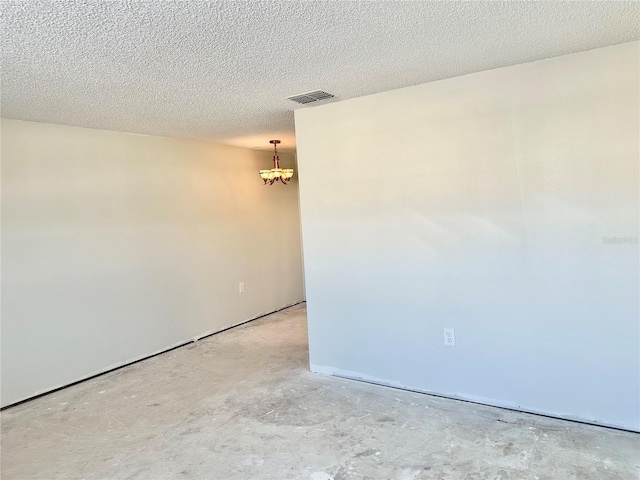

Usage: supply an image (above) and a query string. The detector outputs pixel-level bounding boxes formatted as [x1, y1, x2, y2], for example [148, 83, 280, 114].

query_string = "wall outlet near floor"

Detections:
[444, 328, 455, 346]
[239, 282, 245, 294]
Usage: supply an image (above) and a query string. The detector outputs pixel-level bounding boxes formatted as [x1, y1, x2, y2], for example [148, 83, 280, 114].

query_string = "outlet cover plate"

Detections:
[444, 328, 455, 347]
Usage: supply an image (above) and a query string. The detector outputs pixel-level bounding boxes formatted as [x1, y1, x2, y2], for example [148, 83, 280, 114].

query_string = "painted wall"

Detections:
[295, 42, 639, 431]
[1, 119, 304, 406]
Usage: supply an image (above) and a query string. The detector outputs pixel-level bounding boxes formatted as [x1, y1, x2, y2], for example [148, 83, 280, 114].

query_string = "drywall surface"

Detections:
[1, 119, 304, 406]
[295, 42, 639, 431]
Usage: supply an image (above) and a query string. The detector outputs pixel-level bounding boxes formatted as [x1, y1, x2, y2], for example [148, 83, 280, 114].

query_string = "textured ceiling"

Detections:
[2, 1, 639, 150]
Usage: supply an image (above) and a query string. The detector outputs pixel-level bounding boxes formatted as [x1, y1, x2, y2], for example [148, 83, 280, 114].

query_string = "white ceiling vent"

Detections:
[287, 90, 335, 105]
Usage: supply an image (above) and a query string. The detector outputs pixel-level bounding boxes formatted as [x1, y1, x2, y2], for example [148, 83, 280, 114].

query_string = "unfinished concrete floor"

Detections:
[1, 304, 638, 479]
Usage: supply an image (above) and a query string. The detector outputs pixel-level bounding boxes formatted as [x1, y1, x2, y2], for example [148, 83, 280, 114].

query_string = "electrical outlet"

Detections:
[239, 282, 245, 294]
[444, 328, 455, 347]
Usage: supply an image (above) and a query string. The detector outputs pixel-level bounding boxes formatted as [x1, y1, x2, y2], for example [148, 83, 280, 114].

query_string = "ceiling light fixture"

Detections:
[259, 140, 294, 185]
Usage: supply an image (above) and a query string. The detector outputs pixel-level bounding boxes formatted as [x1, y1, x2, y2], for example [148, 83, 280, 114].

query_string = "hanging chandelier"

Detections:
[259, 140, 294, 185]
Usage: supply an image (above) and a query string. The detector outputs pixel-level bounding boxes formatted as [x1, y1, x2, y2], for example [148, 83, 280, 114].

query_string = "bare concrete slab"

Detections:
[1, 304, 638, 479]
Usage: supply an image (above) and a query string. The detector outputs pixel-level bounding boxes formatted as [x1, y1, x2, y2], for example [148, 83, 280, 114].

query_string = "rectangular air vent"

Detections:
[287, 90, 335, 105]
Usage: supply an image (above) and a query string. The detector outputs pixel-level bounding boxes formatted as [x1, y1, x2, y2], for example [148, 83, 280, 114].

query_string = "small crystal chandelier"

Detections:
[259, 140, 294, 185]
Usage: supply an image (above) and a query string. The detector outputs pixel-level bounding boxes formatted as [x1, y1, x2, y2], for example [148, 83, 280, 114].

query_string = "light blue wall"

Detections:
[295, 42, 639, 431]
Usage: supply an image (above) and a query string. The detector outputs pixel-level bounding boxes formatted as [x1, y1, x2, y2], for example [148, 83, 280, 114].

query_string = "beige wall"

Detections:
[295, 42, 639, 431]
[1, 119, 304, 406]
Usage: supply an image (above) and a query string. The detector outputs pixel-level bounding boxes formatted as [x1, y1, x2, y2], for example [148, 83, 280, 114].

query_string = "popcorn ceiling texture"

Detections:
[1, 1, 638, 150]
